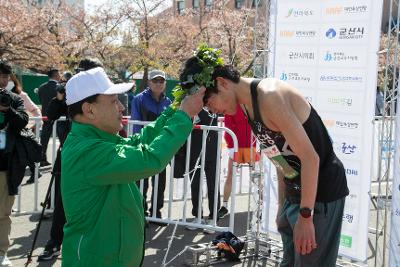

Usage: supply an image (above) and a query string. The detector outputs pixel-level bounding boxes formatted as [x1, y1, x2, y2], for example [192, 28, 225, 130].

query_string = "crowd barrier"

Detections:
[14, 116, 246, 233]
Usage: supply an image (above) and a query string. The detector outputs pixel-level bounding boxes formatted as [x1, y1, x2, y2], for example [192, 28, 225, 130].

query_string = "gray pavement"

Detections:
[8, 169, 272, 267]
[7, 166, 388, 266]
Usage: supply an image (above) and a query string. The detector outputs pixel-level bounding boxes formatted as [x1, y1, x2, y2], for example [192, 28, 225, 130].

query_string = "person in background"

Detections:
[131, 70, 171, 223]
[38, 68, 60, 167]
[218, 105, 259, 218]
[9, 75, 43, 184]
[0, 60, 29, 267]
[184, 109, 221, 234]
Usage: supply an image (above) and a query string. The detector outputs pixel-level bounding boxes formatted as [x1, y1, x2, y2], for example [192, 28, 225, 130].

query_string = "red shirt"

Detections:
[224, 105, 256, 149]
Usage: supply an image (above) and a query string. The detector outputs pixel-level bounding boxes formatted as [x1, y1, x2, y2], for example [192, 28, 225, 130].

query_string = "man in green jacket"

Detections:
[61, 67, 204, 267]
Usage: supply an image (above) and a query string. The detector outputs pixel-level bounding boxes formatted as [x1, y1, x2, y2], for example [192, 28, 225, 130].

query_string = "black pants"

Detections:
[136, 169, 166, 215]
[40, 121, 53, 162]
[190, 160, 220, 218]
[47, 151, 65, 247]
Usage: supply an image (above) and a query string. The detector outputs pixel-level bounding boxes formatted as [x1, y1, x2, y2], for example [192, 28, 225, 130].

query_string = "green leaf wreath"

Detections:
[171, 43, 224, 110]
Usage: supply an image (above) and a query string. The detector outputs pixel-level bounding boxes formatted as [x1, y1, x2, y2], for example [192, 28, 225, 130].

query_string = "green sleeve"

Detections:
[84, 109, 192, 185]
[126, 107, 185, 146]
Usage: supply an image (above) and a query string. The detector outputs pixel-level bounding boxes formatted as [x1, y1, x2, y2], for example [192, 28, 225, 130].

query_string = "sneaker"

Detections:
[40, 161, 51, 167]
[218, 206, 229, 219]
[149, 211, 168, 227]
[38, 244, 61, 261]
[185, 218, 204, 231]
[0, 255, 12, 267]
[26, 172, 42, 184]
[203, 219, 216, 234]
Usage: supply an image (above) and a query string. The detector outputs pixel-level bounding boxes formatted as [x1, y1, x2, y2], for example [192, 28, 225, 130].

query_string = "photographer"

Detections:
[0, 61, 29, 267]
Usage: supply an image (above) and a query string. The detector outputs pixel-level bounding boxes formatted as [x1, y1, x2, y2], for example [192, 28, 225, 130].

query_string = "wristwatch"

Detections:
[299, 207, 314, 218]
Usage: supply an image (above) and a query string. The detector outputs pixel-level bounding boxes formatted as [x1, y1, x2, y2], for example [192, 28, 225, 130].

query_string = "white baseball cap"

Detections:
[66, 67, 133, 105]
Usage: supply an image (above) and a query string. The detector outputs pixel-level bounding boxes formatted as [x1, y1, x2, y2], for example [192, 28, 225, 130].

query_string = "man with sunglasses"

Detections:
[131, 70, 171, 224]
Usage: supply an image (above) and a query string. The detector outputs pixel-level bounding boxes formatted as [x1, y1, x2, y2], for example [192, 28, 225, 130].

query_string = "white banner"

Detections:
[390, 93, 400, 266]
[265, 0, 383, 261]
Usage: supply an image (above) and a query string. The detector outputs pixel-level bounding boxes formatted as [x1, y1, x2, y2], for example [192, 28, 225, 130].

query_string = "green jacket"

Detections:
[61, 107, 192, 267]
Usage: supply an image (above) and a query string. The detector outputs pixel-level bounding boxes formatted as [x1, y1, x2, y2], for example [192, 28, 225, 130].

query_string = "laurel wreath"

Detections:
[171, 43, 224, 110]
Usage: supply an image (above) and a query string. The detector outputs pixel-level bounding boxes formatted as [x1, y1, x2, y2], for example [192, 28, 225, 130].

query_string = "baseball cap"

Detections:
[66, 67, 133, 105]
[149, 70, 166, 80]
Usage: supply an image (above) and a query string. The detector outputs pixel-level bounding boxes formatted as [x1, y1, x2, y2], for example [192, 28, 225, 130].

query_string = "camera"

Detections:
[0, 90, 12, 107]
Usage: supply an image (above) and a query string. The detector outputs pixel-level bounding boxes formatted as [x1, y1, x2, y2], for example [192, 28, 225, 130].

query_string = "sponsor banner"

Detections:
[321, 23, 369, 45]
[318, 69, 366, 90]
[275, 45, 318, 66]
[321, 0, 371, 22]
[332, 136, 361, 161]
[390, 94, 400, 266]
[321, 113, 363, 137]
[319, 46, 368, 68]
[275, 66, 317, 88]
[316, 90, 364, 115]
[277, 2, 320, 23]
[276, 24, 319, 44]
[268, 0, 383, 261]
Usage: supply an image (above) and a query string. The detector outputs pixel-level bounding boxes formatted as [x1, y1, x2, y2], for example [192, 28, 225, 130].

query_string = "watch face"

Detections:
[300, 208, 312, 218]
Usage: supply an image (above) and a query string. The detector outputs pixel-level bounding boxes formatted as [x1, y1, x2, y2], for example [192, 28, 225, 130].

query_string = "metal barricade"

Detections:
[127, 119, 239, 233]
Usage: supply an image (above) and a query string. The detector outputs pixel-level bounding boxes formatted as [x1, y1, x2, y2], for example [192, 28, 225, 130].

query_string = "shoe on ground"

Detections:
[218, 206, 229, 219]
[149, 211, 168, 227]
[26, 172, 42, 184]
[38, 244, 61, 261]
[203, 219, 216, 234]
[0, 255, 12, 267]
[185, 218, 205, 231]
[40, 161, 51, 167]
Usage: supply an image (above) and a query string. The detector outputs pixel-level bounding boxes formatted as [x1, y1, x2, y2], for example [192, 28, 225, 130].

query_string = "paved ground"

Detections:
[8, 168, 276, 267]
[6, 155, 389, 267]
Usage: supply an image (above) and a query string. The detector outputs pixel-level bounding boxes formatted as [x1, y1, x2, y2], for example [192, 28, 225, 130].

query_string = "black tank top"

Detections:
[245, 79, 349, 203]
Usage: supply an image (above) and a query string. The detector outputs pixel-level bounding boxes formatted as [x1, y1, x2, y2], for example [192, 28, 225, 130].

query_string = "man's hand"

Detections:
[179, 87, 205, 118]
[0, 104, 9, 112]
[293, 216, 317, 255]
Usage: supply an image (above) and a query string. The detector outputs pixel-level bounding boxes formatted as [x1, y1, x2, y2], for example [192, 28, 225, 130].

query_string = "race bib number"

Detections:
[0, 130, 6, 150]
[262, 145, 299, 179]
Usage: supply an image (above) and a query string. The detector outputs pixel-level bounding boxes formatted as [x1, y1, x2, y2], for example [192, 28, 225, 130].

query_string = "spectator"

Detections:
[131, 70, 171, 223]
[185, 109, 220, 233]
[127, 83, 137, 114]
[9, 75, 43, 184]
[0, 61, 29, 267]
[38, 68, 60, 167]
[61, 67, 203, 266]
[218, 105, 259, 218]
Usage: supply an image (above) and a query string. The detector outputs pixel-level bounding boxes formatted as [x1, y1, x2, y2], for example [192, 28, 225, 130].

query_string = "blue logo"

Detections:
[345, 168, 358, 176]
[324, 51, 333, 61]
[326, 28, 336, 39]
[280, 72, 288, 81]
